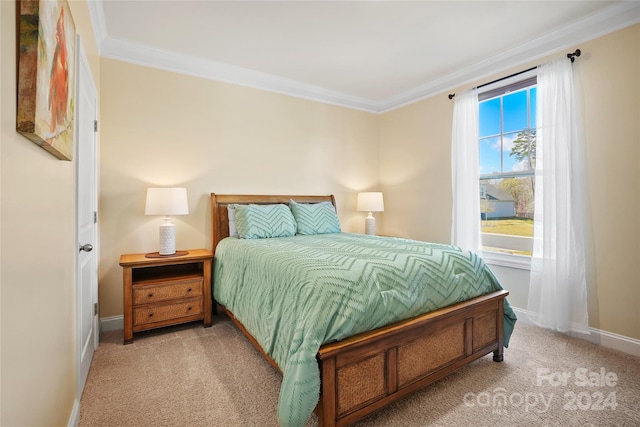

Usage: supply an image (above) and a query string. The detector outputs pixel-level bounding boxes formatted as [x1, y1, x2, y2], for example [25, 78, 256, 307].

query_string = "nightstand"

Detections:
[120, 249, 213, 344]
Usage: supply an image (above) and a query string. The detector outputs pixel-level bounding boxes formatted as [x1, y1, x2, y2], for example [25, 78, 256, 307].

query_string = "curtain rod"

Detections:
[447, 49, 581, 100]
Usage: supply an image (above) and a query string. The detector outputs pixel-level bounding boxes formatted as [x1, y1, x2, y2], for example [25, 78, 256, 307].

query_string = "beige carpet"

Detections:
[79, 314, 640, 426]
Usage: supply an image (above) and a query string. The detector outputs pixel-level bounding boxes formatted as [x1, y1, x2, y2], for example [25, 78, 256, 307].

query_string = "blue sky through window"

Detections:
[479, 87, 536, 175]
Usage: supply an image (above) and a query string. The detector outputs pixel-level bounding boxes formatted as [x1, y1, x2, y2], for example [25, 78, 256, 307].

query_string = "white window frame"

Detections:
[478, 69, 537, 270]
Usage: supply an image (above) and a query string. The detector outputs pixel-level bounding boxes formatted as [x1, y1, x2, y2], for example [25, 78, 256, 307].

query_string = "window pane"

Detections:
[508, 129, 536, 172]
[479, 98, 500, 137]
[529, 87, 537, 128]
[502, 90, 528, 133]
[480, 177, 535, 219]
[503, 131, 521, 172]
[479, 136, 501, 174]
[480, 176, 534, 256]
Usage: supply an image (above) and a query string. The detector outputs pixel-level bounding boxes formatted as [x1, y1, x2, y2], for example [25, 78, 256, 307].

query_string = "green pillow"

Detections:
[233, 204, 297, 239]
[289, 200, 341, 235]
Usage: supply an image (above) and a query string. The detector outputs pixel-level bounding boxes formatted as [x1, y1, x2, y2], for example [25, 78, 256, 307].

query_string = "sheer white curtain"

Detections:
[527, 57, 590, 334]
[451, 88, 481, 253]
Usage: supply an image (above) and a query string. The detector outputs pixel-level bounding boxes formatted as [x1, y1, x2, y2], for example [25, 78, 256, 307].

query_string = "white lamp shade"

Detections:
[357, 192, 384, 213]
[145, 188, 189, 216]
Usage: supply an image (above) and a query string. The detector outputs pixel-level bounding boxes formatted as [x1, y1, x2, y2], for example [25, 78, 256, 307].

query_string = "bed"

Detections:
[210, 193, 516, 427]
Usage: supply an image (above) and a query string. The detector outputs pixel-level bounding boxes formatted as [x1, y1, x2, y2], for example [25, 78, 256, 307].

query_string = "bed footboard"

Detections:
[316, 290, 508, 427]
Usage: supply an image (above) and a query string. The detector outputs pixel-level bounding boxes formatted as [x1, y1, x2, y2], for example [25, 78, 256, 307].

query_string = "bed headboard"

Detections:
[210, 193, 337, 253]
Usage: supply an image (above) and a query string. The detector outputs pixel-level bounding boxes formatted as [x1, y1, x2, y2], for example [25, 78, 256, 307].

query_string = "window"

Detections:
[478, 76, 536, 256]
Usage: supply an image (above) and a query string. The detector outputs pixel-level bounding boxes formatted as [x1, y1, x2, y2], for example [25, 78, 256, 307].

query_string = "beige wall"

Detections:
[1, 0, 100, 425]
[98, 58, 379, 317]
[379, 91, 453, 243]
[380, 24, 640, 340]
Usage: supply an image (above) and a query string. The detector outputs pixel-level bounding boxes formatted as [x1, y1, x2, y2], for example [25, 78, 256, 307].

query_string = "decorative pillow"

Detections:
[233, 203, 297, 239]
[227, 205, 238, 237]
[289, 200, 341, 235]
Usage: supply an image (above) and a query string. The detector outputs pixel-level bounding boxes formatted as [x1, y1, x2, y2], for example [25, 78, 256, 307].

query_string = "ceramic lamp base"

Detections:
[364, 213, 376, 235]
[158, 218, 176, 255]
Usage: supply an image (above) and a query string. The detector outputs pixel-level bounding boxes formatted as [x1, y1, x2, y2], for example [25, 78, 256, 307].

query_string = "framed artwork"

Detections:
[17, 0, 76, 161]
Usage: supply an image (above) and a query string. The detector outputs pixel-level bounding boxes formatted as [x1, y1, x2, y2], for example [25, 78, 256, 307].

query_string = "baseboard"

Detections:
[511, 307, 640, 357]
[67, 398, 80, 427]
[100, 315, 124, 332]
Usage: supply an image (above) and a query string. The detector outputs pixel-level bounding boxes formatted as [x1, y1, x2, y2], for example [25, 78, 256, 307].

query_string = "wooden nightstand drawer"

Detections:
[133, 278, 203, 305]
[133, 298, 203, 326]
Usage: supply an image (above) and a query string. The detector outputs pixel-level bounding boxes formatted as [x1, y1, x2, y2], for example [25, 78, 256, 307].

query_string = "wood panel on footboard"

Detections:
[315, 290, 508, 427]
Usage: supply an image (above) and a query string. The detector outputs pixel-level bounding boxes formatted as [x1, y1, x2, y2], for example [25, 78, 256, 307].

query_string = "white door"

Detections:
[76, 36, 99, 396]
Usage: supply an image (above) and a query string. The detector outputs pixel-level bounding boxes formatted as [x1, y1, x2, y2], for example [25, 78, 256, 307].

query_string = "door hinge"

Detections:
[94, 120, 98, 132]
[94, 211, 97, 224]
[94, 302, 98, 316]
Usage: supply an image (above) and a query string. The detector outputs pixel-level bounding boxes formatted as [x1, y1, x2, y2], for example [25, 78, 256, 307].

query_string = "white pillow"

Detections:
[227, 205, 238, 237]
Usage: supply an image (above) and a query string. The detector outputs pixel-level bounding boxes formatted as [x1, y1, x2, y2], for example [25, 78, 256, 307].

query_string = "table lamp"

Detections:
[145, 187, 189, 255]
[357, 192, 384, 235]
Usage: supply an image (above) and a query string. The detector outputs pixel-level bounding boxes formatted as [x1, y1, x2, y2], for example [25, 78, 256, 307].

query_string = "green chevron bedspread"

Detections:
[213, 232, 516, 427]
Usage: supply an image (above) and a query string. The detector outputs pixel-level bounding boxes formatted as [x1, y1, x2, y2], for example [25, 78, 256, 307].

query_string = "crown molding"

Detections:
[379, 0, 640, 112]
[100, 37, 381, 113]
[86, 0, 107, 52]
[89, 1, 639, 114]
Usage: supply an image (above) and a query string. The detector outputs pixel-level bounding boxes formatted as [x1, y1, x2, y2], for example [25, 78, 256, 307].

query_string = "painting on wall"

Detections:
[16, 0, 76, 161]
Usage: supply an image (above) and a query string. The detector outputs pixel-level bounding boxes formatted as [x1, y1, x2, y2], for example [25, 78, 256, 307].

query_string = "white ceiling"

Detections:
[89, 1, 640, 112]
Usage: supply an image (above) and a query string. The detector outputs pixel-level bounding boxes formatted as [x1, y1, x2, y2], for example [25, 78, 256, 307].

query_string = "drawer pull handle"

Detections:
[187, 306, 192, 311]
[148, 293, 154, 298]
[148, 313, 153, 317]
[187, 288, 192, 292]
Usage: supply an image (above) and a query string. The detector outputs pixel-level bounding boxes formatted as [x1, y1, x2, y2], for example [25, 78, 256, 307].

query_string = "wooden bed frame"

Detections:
[210, 193, 508, 427]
